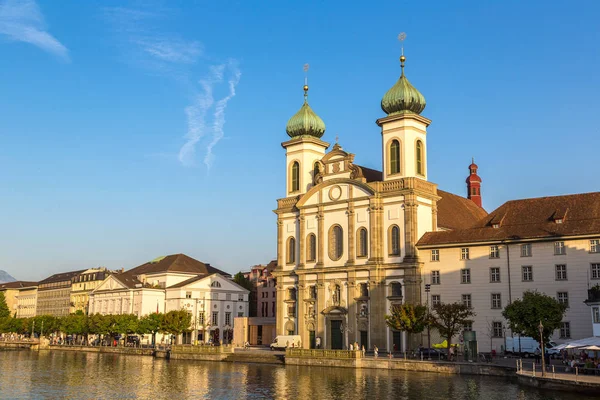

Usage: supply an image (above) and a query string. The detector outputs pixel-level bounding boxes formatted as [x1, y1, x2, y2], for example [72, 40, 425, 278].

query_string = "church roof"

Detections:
[381, 55, 426, 116]
[437, 189, 488, 230]
[285, 86, 326, 139]
[418, 192, 600, 247]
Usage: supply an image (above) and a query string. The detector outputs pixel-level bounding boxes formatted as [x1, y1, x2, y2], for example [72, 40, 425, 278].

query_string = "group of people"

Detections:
[561, 349, 600, 373]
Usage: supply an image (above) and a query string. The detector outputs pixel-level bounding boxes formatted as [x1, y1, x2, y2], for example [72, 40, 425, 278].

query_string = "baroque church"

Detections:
[273, 51, 485, 351]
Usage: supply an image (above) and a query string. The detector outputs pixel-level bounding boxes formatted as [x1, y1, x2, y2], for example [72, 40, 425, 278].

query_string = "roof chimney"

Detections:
[466, 158, 482, 208]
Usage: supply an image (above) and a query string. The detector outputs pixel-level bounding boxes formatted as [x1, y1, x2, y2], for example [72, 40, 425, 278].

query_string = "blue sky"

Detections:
[0, 0, 599, 281]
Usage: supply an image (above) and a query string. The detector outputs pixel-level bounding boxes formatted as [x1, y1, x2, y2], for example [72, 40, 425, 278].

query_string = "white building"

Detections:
[272, 46, 599, 352]
[165, 273, 249, 344]
[418, 193, 600, 351]
[89, 254, 248, 343]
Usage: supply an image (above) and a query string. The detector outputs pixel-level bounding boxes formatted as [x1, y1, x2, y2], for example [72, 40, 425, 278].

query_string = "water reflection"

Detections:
[0, 350, 595, 400]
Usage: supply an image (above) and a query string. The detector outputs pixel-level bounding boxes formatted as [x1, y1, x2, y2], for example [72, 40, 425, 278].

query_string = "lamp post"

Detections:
[538, 321, 545, 377]
[425, 283, 431, 355]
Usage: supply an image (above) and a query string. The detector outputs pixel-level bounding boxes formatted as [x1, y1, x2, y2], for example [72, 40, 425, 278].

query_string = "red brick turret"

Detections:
[466, 159, 482, 208]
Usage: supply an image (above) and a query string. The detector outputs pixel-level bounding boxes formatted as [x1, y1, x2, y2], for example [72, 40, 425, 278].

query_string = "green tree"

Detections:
[138, 313, 162, 346]
[0, 292, 10, 319]
[233, 272, 256, 317]
[89, 313, 111, 336]
[160, 310, 192, 343]
[431, 302, 476, 355]
[385, 303, 430, 336]
[502, 290, 567, 345]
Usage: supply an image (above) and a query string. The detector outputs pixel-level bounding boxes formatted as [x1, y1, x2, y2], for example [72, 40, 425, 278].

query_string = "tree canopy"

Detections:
[0, 292, 10, 319]
[431, 302, 476, 353]
[385, 303, 429, 335]
[502, 290, 567, 344]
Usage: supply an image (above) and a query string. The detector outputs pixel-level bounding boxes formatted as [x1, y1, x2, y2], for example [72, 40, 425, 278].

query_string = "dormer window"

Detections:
[492, 223, 500, 229]
[555, 218, 563, 224]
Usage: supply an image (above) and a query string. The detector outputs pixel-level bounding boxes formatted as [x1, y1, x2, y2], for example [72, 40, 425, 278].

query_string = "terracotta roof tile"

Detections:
[436, 189, 488, 230]
[418, 192, 600, 246]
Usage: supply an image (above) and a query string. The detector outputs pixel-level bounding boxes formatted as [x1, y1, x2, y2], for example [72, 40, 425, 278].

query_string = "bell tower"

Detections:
[376, 34, 430, 181]
[466, 159, 483, 207]
[282, 64, 329, 196]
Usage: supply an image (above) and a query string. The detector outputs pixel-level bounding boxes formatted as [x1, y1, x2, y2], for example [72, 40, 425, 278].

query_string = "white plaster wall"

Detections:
[286, 141, 327, 195]
[420, 238, 600, 352]
[381, 118, 428, 181]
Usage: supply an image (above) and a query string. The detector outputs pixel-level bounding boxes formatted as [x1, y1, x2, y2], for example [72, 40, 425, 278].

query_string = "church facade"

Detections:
[273, 53, 484, 351]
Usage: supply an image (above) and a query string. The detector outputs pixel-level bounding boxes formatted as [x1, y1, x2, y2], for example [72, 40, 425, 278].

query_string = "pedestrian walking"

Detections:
[362, 345, 366, 358]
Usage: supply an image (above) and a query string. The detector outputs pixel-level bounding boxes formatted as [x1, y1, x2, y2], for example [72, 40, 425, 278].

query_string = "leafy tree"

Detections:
[234, 271, 256, 317]
[138, 313, 162, 346]
[0, 292, 10, 319]
[161, 310, 192, 343]
[502, 290, 567, 344]
[385, 303, 430, 336]
[89, 313, 111, 336]
[431, 302, 476, 355]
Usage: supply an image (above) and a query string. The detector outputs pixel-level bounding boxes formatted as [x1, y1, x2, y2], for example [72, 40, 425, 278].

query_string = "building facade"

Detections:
[0, 281, 37, 317]
[418, 193, 600, 351]
[273, 52, 486, 351]
[70, 268, 111, 314]
[15, 284, 38, 318]
[89, 254, 246, 344]
[165, 273, 249, 344]
[36, 270, 85, 317]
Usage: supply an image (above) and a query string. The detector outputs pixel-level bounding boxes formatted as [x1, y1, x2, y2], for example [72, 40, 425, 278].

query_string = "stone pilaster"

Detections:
[317, 274, 326, 347]
[297, 275, 306, 347]
[403, 193, 418, 260]
[277, 218, 284, 268]
[347, 207, 355, 265]
[317, 207, 325, 267]
[368, 198, 383, 263]
[347, 270, 357, 344]
[298, 211, 306, 269]
[369, 269, 386, 351]
[431, 202, 438, 232]
[276, 280, 285, 335]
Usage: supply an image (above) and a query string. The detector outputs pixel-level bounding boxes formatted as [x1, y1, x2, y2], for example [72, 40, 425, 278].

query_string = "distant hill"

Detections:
[0, 270, 16, 283]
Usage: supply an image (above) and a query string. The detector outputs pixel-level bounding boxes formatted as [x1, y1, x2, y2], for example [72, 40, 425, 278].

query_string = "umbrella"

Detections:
[553, 343, 583, 350]
[432, 340, 459, 349]
[581, 345, 600, 351]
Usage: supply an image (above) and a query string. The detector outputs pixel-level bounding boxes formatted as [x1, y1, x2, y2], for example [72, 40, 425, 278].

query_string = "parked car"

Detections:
[418, 348, 446, 360]
[126, 335, 140, 346]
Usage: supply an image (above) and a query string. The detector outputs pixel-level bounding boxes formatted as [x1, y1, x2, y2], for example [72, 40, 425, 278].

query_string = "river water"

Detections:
[0, 350, 595, 399]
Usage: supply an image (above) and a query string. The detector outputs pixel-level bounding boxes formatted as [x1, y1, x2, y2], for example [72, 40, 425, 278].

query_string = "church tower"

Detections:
[376, 48, 430, 181]
[282, 70, 329, 196]
[466, 159, 482, 207]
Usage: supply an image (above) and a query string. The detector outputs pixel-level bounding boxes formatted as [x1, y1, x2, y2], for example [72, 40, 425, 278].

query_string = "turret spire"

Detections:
[285, 63, 326, 138]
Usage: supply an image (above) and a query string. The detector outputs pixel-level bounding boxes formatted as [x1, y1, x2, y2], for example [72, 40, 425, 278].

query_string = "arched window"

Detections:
[357, 227, 368, 258]
[287, 237, 296, 264]
[328, 225, 343, 261]
[288, 287, 297, 301]
[389, 225, 400, 256]
[416, 140, 424, 175]
[360, 283, 369, 297]
[313, 162, 321, 184]
[291, 161, 300, 192]
[211, 281, 221, 288]
[391, 282, 402, 297]
[306, 233, 316, 262]
[390, 140, 400, 175]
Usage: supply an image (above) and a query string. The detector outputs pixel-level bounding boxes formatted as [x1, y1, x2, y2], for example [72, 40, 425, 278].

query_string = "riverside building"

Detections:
[36, 270, 85, 317]
[272, 48, 599, 352]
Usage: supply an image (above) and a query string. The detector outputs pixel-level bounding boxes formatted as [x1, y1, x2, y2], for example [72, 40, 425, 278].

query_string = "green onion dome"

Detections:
[381, 55, 426, 116]
[286, 85, 326, 138]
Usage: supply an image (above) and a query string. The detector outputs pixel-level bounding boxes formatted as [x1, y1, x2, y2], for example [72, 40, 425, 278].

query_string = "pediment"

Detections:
[93, 276, 128, 292]
[296, 179, 375, 208]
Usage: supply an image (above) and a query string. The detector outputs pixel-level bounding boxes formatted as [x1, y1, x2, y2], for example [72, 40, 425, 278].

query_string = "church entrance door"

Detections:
[330, 320, 343, 349]
[360, 331, 368, 349]
[309, 331, 316, 349]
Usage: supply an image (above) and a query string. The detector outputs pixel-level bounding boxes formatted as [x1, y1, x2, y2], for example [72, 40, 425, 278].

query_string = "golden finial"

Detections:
[398, 32, 407, 74]
[303, 63, 310, 101]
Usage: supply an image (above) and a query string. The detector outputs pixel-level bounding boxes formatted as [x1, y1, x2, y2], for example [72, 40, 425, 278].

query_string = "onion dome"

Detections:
[286, 85, 326, 138]
[466, 158, 482, 183]
[381, 55, 426, 116]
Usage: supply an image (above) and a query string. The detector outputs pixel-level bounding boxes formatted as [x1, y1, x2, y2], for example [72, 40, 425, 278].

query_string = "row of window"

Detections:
[287, 225, 402, 264]
[289, 161, 322, 193]
[431, 264, 600, 284]
[433, 291, 569, 310]
[430, 240, 600, 262]
[183, 291, 244, 301]
[463, 320, 570, 339]
[260, 301, 276, 317]
[389, 139, 425, 176]
[196, 311, 238, 326]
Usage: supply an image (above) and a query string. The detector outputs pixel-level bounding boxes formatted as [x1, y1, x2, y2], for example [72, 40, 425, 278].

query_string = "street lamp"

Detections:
[538, 321, 545, 377]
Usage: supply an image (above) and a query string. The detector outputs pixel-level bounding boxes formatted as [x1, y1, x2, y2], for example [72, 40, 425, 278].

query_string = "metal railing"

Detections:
[286, 349, 363, 359]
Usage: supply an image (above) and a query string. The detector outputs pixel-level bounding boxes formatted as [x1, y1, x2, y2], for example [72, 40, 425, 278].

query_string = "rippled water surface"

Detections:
[0, 350, 595, 399]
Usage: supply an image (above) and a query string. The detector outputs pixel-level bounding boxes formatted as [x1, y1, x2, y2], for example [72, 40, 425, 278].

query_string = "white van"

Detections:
[506, 336, 558, 356]
[270, 335, 301, 350]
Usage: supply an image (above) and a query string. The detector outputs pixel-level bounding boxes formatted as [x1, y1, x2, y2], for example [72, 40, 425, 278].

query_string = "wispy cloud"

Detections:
[204, 61, 241, 170]
[0, 0, 69, 60]
[103, 6, 240, 170]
